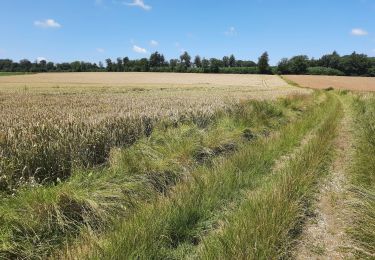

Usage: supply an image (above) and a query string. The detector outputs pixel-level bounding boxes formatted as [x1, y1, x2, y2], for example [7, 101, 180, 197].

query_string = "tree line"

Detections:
[1, 51, 374, 76]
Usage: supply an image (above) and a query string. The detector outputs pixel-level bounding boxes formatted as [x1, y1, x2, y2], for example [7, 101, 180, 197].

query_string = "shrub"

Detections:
[307, 67, 345, 76]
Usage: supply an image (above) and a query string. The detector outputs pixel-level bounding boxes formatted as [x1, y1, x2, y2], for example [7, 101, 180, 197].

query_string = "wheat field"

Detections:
[0, 73, 309, 192]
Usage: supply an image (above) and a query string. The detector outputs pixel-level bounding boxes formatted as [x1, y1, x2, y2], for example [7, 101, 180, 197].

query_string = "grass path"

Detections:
[295, 95, 354, 259]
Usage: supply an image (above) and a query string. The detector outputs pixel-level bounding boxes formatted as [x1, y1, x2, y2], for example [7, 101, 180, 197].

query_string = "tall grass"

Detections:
[348, 95, 375, 259]
[82, 93, 332, 259]
[0, 96, 310, 259]
[200, 93, 341, 259]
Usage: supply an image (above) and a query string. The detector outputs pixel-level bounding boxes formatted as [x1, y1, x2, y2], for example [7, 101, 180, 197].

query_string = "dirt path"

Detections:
[295, 97, 354, 259]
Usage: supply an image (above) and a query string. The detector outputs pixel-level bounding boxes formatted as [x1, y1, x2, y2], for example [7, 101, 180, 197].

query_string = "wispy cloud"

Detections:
[351, 28, 368, 36]
[133, 45, 147, 54]
[150, 40, 158, 46]
[96, 48, 105, 53]
[224, 26, 237, 36]
[34, 19, 61, 28]
[125, 0, 151, 10]
[95, 0, 103, 5]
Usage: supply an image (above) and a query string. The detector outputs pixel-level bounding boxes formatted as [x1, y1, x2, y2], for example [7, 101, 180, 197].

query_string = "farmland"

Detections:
[0, 73, 374, 259]
[284, 75, 375, 92]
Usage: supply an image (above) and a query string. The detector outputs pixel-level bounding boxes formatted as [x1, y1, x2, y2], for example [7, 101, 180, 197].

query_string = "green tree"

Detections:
[339, 52, 371, 76]
[289, 55, 309, 74]
[105, 58, 113, 72]
[194, 55, 202, 68]
[258, 52, 270, 74]
[277, 58, 290, 74]
[180, 51, 191, 68]
[229, 55, 236, 67]
[222, 56, 230, 67]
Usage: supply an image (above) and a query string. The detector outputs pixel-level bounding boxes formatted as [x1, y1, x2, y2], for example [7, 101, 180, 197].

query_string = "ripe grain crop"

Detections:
[0, 73, 309, 192]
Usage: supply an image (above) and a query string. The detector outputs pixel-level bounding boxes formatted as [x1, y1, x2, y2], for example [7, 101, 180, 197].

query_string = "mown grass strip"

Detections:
[81, 93, 333, 259]
[199, 93, 342, 259]
[348, 95, 375, 259]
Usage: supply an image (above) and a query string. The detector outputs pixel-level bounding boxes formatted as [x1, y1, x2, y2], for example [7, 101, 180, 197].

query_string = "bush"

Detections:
[218, 67, 259, 74]
[367, 67, 375, 77]
[307, 67, 345, 76]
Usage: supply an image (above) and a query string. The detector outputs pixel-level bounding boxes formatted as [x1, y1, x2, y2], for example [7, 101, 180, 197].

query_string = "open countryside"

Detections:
[0, 1, 374, 259]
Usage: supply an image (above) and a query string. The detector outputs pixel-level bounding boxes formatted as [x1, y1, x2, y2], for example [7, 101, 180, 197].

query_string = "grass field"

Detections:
[0, 73, 373, 259]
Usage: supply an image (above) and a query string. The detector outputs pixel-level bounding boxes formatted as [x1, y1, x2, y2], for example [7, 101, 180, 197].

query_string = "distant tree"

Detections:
[46, 62, 55, 71]
[318, 51, 340, 69]
[19, 59, 32, 72]
[222, 56, 230, 67]
[209, 58, 223, 73]
[194, 55, 202, 68]
[149, 52, 165, 67]
[339, 52, 370, 76]
[202, 58, 210, 72]
[168, 59, 177, 71]
[117, 58, 123, 72]
[71, 61, 82, 72]
[277, 58, 290, 74]
[39, 60, 47, 72]
[229, 55, 236, 67]
[288, 55, 309, 74]
[105, 58, 113, 72]
[180, 51, 191, 68]
[123, 57, 130, 71]
[258, 52, 270, 74]
[98, 61, 104, 69]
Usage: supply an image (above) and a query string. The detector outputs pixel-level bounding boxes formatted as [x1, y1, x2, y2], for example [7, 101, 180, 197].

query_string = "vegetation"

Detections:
[3, 81, 303, 193]
[82, 93, 339, 259]
[348, 94, 375, 258]
[0, 71, 374, 259]
[0, 90, 316, 258]
[1, 51, 374, 77]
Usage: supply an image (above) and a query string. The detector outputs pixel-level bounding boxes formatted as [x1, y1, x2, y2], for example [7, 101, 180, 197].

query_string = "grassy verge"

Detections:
[199, 93, 342, 259]
[75, 93, 334, 259]
[0, 95, 312, 259]
[348, 94, 375, 259]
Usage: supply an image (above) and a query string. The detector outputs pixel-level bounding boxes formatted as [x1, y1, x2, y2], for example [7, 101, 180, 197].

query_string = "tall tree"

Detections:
[180, 51, 191, 68]
[258, 52, 270, 74]
[105, 58, 113, 72]
[229, 55, 236, 67]
[194, 55, 202, 68]
[222, 56, 230, 67]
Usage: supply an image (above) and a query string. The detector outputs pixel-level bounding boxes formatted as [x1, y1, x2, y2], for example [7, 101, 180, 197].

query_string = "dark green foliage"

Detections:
[1, 51, 374, 76]
[258, 52, 270, 74]
[307, 67, 345, 76]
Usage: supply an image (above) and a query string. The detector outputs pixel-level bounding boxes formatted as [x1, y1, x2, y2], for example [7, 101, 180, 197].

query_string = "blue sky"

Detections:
[0, 0, 374, 64]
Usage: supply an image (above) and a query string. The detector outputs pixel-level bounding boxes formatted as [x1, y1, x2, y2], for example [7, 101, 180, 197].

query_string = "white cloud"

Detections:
[225, 26, 237, 36]
[125, 0, 151, 10]
[150, 40, 158, 46]
[34, 19, 61, 28]
[351, 28, 368, 36]
[96, 48, 105, 53]
[37, 57, 47, 63]
[133, 45, 147, 54]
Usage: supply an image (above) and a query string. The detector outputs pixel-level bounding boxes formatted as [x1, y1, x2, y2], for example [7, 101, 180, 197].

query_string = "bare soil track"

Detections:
[295, 97, 354, 259]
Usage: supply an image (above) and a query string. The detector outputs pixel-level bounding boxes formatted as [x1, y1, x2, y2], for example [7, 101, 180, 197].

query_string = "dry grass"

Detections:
[0, 73, 309, 192]
[283, 75, 375, 92]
